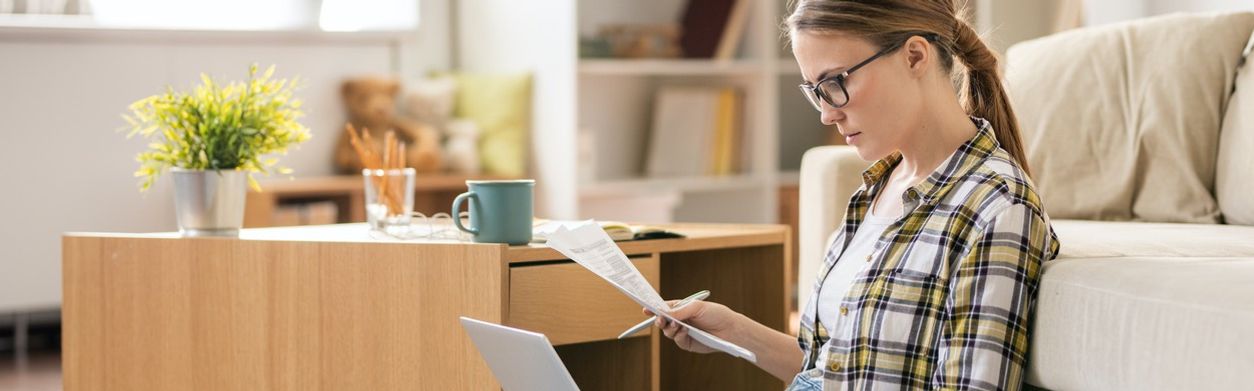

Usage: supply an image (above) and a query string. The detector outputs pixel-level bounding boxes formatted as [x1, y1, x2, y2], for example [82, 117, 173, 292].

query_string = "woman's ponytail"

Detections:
[953, 21, 1033, 177]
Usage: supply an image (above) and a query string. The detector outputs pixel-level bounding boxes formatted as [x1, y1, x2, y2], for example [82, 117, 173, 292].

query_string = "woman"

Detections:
[652, 1, 1060, 389]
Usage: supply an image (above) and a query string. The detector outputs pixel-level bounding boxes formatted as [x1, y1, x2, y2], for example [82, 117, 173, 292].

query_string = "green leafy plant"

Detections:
[124, 64, 312, 191]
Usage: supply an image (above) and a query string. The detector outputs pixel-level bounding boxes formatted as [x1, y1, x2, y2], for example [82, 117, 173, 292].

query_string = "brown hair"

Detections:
[786, 0, 1032, 176]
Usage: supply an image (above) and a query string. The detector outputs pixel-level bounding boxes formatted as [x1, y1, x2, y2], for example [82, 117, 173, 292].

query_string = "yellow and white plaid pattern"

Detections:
[793, 118, 1060, 390]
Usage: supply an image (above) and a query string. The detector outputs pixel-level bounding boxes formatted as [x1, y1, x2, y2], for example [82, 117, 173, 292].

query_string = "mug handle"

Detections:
[451, 191, 479, 235]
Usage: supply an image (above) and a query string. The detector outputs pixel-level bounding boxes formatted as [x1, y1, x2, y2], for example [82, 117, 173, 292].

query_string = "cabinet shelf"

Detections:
[579, 59, 764, 76]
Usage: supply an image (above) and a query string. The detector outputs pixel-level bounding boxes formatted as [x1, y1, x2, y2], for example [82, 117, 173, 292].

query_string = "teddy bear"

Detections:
[334, 76, 443, 174]
[440, 119, 481, 174]
[401, 76, 481, 174]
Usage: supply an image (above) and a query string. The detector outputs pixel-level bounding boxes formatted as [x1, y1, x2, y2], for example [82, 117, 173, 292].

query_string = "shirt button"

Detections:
[840, 306, 848, 316]
[864, 255, 872, 262]
[829, 361, 841, 371]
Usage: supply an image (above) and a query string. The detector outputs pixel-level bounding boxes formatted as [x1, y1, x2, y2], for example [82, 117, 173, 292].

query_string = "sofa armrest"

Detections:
[798, 146, 868, 310]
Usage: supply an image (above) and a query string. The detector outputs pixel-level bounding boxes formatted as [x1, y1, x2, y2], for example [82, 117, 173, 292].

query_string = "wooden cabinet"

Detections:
[63, 223, 789, 390]
[778, 183, 800, 313]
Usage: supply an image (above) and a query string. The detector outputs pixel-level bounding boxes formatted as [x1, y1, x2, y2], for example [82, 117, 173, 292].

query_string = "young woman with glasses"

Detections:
[651, 1, 1060, 389]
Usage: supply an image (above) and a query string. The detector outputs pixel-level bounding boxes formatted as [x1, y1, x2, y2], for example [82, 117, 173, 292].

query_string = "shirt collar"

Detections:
[859, 117, 999, 205]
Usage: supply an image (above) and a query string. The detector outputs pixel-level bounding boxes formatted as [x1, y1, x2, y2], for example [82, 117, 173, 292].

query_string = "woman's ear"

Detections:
[903, 35, 932, 78]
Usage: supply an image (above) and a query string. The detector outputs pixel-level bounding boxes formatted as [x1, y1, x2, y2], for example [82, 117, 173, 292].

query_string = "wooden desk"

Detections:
[62, 223, 790, 390]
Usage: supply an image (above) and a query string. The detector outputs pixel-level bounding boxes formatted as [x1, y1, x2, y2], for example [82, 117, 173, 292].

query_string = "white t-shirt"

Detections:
[816, 211, 895, 326]
[814, 207, 896, 374]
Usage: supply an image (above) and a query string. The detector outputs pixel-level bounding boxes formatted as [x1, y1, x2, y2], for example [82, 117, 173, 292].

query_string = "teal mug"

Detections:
[452, 179, 535, 245]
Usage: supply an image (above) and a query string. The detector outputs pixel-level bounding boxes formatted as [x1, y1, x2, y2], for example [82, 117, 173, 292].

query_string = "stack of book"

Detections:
[645, 86, 743, 178]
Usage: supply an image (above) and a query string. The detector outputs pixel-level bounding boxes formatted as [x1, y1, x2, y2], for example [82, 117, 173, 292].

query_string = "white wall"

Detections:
[1081, 0, 1149, 27]
[979, 0, 1059, 55]
[0, 0, 452, 312]
[974, 0, 1254, 64]
[0, 39, 391, 311]
[1086, 0, 1254, 26]
[1147, 0, 1254, 15]
[457, 0, 578, 219]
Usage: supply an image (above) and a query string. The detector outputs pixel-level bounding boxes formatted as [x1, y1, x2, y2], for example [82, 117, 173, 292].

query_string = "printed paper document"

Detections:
[545, 221, 757, 363]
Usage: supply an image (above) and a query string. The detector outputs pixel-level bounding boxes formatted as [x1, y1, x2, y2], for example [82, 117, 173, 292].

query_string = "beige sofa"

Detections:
[798, 12, 1254, 390]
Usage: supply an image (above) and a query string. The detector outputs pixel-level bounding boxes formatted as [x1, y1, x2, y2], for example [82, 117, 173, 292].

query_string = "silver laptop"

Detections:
[459, 316, 581, 391]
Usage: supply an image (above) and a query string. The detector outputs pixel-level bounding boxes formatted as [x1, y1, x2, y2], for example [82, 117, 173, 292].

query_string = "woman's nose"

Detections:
[820, 106, 844, 126]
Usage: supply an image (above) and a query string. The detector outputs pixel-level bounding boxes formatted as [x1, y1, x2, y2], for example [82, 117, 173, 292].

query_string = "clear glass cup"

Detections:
[362, 168, 415, 236]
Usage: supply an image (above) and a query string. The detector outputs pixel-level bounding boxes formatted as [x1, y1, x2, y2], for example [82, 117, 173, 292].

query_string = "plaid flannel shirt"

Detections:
[793, 118, 1060, 390]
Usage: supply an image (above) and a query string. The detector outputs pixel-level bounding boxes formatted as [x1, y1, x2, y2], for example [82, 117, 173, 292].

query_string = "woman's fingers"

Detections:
[673, 327, 691, 349]
[668, 300, 703, 320]
[661, 318, 679, 338]
[648, 299, 722, 354]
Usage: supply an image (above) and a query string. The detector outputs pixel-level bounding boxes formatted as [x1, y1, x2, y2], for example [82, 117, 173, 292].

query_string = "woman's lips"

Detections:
[845, 132, 862, 144]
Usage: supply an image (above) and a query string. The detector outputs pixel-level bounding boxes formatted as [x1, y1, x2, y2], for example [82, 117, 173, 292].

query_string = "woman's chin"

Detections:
[852, 145, 884, 161]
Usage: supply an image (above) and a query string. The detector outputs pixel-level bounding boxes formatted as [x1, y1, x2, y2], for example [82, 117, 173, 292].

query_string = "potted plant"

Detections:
[124, 64, 311, 237]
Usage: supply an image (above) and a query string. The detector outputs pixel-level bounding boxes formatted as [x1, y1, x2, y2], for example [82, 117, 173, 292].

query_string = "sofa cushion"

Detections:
[1006, 12, 1254, 223]
[1052, 219, 1254, 259]
[1028, 219, 1254, 389]
[1217, 32, 1254, 225]
[1027, 255, 1254, 390]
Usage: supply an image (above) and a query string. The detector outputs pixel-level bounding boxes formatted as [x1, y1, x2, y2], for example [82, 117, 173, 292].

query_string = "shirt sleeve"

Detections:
[932, 202, 1053, 390]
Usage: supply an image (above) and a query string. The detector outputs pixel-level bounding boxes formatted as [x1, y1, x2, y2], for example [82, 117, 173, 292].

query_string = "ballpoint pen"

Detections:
[617, 290, 711, 339]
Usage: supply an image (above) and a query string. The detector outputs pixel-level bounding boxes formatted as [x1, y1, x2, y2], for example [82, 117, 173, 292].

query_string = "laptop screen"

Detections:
[459, 316, 581, 391]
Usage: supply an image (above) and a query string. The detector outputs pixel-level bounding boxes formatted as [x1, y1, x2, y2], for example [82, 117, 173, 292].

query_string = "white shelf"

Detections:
[579, 59, 765, 76]
[579, 175, 765, 198]
[776, 58, 802, 76]
[461, 0, 783, 224]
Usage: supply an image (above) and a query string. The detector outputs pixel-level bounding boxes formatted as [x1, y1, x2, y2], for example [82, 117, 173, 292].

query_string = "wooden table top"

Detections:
[64, 222, 790, 263]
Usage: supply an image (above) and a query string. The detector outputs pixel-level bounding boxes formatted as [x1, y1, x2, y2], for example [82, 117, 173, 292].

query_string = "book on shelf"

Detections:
[710, 87, 742, 175]
[532, 219, 686, 243]
[645, 85, 743, 178]
[679, 0, 740, 58]
[713, 0, 751, 61]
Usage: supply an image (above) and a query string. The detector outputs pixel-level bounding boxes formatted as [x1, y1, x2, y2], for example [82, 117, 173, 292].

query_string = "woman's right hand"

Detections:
[647, 300, 742, 354]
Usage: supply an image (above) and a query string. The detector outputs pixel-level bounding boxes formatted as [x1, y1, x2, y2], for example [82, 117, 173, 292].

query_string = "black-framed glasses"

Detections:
[798, 39, 910, 111]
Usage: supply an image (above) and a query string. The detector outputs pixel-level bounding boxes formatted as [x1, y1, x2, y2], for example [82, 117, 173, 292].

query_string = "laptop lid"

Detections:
[459, 316, 581, 391]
